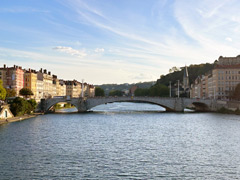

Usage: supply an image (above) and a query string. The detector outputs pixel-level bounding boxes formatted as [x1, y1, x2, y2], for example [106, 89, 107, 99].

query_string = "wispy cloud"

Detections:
[174, 0, 240, 58]
[95, 48, 104, 53]
[53, 46, 87, 58]
[225, 37, 232, 42]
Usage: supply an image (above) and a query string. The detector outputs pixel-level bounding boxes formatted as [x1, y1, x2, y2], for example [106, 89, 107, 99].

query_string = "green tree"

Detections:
[10, 97, 37, 116]
[134, 88, 149, 96]
[95, 87, 105, 97]
[19, 88, 33, 98]
[6, 88, 16, 98]
[109, 90, 123, 96]
[149, 84, 169, 97]
[27, 99, 37, 111]
[0, 80, 6, 100]
[10, 97, 29, 116]
[157, 63, 215, 86]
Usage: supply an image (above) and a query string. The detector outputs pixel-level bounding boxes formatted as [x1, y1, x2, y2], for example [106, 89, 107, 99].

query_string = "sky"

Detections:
[0, 0, 240, 84]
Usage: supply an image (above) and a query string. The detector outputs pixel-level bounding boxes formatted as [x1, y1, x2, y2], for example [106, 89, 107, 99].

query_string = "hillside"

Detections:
[96, 81, 156, 95]
[157, 62, 216, 86]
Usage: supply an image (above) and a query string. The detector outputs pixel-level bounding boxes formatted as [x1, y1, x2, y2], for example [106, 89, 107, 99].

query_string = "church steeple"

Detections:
[183, 65, 189, 92]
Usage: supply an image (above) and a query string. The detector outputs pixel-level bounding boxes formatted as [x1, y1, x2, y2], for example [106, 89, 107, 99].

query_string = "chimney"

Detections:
[40, 68, 43, 73]
[3, 64, 6, 68]
[44, 69, 47, 74]
[48, 71, 51, 75]
[14, 65, 16, 68]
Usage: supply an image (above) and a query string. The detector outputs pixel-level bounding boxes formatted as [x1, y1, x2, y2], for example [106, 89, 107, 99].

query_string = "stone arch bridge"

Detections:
[39, 96, 217, 113]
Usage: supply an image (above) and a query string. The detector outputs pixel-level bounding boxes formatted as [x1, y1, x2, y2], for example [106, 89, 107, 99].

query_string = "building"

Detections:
[212, 64, 240, 99]
[65, 80, 82, 98]
[0, 65, 24, 96]
[24, 69, 37, 99]
[218, 55, 240, 65]
[86, 84, 95, 97]
[190, 55, 240, 100]
[36, 69, 44, 101]
[42, 69, 53, 98]
[129, 85, 138, 96]
[0, 104, 14, 119]
[59, 79, 66, 96]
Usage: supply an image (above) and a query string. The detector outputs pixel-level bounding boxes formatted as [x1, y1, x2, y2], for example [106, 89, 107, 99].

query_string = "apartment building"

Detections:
[65, 80, 82, 98]
[24, 69, 37, 99]
[0, 65, 24, 96]
[190, 55, 240, 100]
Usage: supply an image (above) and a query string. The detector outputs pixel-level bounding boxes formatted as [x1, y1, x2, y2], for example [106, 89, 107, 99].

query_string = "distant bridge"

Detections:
[39, 96, 217, 113]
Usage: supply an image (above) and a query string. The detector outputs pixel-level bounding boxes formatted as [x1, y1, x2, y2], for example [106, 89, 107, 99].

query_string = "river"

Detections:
[0, 102, 240, 179]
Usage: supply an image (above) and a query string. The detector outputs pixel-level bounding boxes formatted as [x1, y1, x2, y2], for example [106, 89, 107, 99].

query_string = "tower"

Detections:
[183, 65, 189, 92]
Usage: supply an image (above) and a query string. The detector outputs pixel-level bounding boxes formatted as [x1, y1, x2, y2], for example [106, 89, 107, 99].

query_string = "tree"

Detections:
[149, 84, 169, 97]
[19, 88, 33, 98]
[134, 88, 149, 96]
[10, 97, 37, 116]
[232, 83, 240, 100]
[6, 89, 16, 98]
[95, 87, 105, 97]
[0, 80, 6, 100]
[109, 90, 123, 96]
[28, 99, 37, 111]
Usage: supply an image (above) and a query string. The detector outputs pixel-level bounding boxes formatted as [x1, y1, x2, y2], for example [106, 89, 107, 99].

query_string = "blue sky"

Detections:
[0, 0, 240, 84]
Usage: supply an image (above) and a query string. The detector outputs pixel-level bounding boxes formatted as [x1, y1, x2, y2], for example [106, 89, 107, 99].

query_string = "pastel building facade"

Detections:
[24, 69, 37, 99]
[0, 64, 95, 100]
[0, 65, 24, 96]
[190, 55, 240, 100]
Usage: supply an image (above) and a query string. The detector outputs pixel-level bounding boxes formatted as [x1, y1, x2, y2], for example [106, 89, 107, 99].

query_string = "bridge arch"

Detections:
[85, 97, 178, 112]
[184, 99, 211, 112]
[45, 99, 79, 112]
[87, 99, 174, 111]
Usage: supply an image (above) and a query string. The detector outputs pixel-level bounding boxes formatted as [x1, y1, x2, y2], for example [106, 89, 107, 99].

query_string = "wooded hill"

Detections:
[96, 81, 156, 95]
[156, 62, 216, 86]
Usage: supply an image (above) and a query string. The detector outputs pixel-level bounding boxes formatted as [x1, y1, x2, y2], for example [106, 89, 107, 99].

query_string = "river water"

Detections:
[0, 102, 240, 179]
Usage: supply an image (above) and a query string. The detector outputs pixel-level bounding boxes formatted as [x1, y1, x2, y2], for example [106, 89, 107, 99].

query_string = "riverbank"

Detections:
[0, 113, 42, 125]
[217, 107, 240, 115]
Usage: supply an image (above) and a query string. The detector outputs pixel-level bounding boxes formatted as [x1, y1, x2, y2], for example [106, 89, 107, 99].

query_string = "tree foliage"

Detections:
[134, 88, 149, 96]
[109, 90, 123, 96]
[134, 84, 169, 97]
[149, 84, 169, 97]
[19, 88, 33, 98]
[157, 63, 215, 86]
[10, 97, 36, 116]
[6, 88, 16, 98]
[95, 87, 105, 97]
[0, 80, 6, 100]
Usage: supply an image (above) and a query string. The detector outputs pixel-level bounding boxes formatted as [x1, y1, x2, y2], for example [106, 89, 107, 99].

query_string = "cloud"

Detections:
[53, 46, 87, 58]
[129, 73, 154, 81]
[95, 48, 104, 53]
[225, 37, 232, 42]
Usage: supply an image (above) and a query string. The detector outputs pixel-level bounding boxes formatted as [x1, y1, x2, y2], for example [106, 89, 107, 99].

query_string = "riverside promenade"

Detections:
[0, 114, 41, 125]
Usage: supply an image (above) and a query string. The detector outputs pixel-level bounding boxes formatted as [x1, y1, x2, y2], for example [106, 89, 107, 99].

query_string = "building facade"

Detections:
[0, 65, 24, 96]
[190, 55, 240, 100]
[24, 69, 37, 99]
